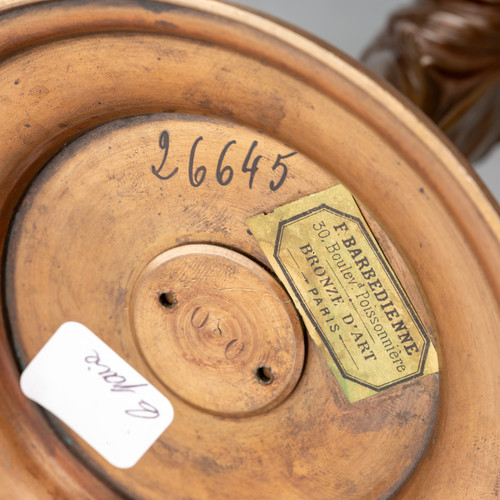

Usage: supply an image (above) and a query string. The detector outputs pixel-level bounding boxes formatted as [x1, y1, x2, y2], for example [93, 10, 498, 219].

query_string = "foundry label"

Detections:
[247, 184, 439, 402]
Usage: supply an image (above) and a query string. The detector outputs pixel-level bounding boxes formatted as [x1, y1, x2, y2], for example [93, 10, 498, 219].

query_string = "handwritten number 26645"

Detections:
[152, 130, 295, 191]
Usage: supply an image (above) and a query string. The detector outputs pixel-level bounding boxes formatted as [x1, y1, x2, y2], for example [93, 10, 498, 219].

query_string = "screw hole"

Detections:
[255, 365, 274, 385]
[159, 291, 177, 309]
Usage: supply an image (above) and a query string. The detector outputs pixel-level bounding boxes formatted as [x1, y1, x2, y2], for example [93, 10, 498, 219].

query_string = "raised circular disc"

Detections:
[131, 243, 305, 417]
[6, 114, 438, 499]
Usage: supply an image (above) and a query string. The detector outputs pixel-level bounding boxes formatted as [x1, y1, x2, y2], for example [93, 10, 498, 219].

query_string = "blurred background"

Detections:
[235, 0, 500, 202]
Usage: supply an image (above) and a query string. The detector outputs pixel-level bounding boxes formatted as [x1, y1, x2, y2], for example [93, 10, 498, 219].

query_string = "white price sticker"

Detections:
[20, 322, 174, 468]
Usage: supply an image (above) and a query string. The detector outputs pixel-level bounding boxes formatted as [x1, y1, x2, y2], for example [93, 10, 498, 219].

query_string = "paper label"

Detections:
[20, 322, 174, 468]
[247, 184, 439, 402]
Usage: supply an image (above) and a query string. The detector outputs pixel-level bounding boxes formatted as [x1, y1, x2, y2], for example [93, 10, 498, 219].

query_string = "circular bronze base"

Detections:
[0, 2, 498, 497]
[5, 113, 438, 498]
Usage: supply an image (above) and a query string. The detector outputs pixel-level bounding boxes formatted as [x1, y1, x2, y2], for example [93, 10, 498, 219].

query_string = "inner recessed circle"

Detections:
[130, 244, 305, 417]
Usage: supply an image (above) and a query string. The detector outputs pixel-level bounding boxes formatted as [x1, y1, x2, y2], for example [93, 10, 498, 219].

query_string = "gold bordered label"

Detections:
[246, 184, 438, 402]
